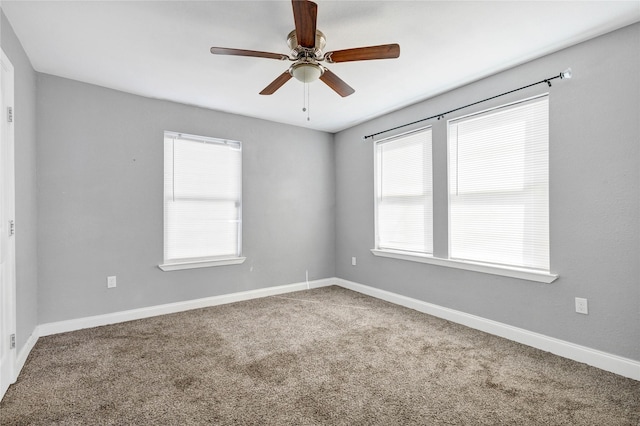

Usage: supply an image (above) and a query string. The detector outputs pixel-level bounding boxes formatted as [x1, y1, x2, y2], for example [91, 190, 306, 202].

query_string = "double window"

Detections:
[374, 95, 554, 281]
[160, 131, 244, 271]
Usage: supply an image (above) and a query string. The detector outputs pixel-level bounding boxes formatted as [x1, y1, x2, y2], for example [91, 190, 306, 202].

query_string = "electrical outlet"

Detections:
[107, 276, 117, 289]
[575, 297, 588, 314]
[351, 257, 357, 266]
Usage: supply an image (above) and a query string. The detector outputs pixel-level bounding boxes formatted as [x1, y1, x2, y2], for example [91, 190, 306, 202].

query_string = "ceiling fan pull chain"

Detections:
[302, 80, 307, 113]
[301, 80, 310, 121]
[306, 83, 311, 121]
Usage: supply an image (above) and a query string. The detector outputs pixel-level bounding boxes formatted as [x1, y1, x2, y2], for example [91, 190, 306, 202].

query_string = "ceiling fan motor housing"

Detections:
[287, 29, 326, 56]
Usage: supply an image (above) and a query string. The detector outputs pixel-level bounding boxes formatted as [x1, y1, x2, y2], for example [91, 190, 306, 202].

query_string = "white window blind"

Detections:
[163, 132, 242, 264]
[448, 95, 549, 271]
[375, 127, 433, 254]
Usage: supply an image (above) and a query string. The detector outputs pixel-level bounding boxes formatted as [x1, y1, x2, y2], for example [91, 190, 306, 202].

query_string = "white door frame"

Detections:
[0, 48, 17, 400]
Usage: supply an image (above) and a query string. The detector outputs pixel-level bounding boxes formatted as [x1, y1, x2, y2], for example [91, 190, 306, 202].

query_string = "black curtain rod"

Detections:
[363, 68, 571, 141]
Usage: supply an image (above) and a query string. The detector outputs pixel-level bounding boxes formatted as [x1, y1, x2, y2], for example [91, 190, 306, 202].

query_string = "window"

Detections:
[371, 95, 556, 283]
[448, 95, 549, 272]
[374, 127, 433, 255]
[159, 132, 244, 271]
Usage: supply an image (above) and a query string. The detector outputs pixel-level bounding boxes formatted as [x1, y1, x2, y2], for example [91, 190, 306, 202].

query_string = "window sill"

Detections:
[158, 257, 246, 271]
[370, 249, 558, 283]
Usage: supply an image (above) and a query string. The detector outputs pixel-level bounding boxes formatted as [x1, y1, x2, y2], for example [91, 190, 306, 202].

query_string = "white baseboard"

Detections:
[6, 278, 333, 388]
[1, 328, 39, 401]
[335, 278, 640, 381]
[38, 278, 334, 337]
[15, 329, 39, 381]
[10, 276, 638, 390]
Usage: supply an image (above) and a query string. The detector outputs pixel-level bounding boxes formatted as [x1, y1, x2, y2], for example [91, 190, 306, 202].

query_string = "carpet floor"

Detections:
[1, 286, 638, 425]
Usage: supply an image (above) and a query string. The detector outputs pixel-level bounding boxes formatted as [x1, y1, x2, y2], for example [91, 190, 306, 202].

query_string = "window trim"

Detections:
[158, 256, 246, 272]
[370, 249, 558, 283]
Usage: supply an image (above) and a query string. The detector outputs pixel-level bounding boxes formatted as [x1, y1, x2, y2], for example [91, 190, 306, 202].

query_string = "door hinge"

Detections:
[7, 106, 13, 123]
[10, 334, 16, 349]
[8, 220, 14, 236]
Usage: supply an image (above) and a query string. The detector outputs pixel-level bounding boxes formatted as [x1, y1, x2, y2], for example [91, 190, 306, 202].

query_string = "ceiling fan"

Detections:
[210, 0, 400, 97]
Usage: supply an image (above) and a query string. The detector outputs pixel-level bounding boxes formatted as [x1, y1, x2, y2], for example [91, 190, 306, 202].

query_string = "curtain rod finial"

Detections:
[561, 68, 572, 79]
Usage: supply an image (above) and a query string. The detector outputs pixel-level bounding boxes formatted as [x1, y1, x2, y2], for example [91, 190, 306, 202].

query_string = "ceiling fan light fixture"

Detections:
[290, 62, 324, 83]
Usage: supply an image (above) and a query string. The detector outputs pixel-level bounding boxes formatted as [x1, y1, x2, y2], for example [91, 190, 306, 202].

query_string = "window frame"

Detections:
[373, 126, 434, 256]
[158, 131, 245, 272]
[447, 94, 550, 272]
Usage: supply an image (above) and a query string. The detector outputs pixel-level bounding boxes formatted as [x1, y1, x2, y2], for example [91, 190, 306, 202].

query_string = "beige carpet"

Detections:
[1, 286, 638, 425]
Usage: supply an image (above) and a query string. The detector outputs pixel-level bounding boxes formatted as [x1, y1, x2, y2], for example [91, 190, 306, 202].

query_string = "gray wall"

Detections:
[335, 23, 640, 361]
[0, 10, 38, 353]
[4, 9, 639, 364]
[36, 74, 335, 323]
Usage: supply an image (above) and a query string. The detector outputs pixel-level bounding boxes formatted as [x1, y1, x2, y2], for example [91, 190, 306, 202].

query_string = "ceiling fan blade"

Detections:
[319, 68, 355, 97]
[292, 0, 318, 48]
[324, 44, 400, 63]
[259, 71, 293, 95]
[210, 47, 288, 61]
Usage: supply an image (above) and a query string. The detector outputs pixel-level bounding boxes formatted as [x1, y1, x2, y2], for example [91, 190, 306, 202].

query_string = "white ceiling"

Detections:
[2, 1, 639, 133]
